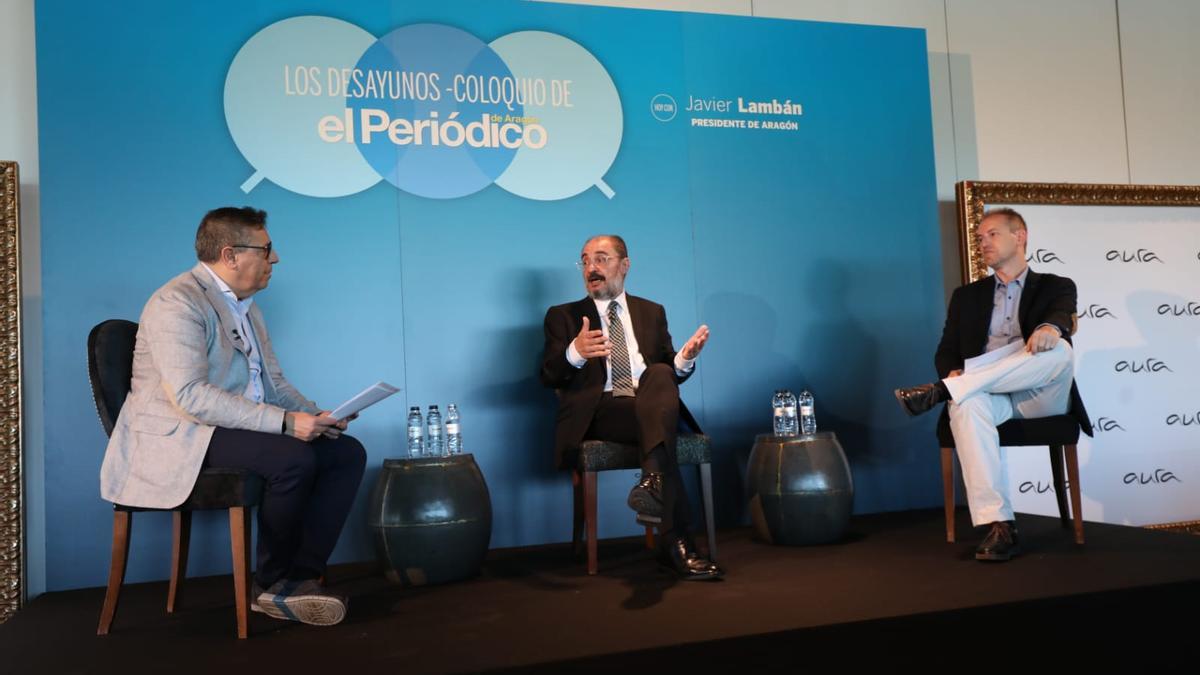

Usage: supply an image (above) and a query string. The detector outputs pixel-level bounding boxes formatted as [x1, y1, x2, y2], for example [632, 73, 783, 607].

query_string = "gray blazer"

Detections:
[100, 263, 319, 508]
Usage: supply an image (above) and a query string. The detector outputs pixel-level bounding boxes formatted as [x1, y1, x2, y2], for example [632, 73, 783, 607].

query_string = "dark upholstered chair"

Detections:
[937, 411, 1084, 545]
[90, 319, 265, 639]
[567, 434, 716, 575]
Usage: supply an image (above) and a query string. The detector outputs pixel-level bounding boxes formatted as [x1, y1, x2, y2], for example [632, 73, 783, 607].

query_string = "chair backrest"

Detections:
[87, 319, 138, 438]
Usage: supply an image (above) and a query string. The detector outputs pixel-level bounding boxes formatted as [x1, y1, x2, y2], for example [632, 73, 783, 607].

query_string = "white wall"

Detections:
[944, 0, 1129, 184]
[1119, 0, 1200, 185]
[0, 0, 45, 600]
[2, 0, 1197, 599]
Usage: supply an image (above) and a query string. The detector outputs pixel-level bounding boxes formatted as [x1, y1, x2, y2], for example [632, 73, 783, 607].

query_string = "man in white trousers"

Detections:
[894, 208, 1092, 561]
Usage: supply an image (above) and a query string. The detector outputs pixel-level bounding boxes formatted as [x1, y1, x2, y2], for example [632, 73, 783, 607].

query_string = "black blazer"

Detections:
[934, 270, 1091, 436]
[540, 294, 700, 468]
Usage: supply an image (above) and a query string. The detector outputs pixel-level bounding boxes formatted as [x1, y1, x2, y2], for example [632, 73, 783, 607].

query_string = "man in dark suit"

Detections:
[894, 208, 1091, 562]
[540, 234, 722, 580]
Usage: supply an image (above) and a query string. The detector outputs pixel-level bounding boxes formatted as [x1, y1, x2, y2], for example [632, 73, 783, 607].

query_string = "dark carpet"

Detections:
[2, 508, 1196, 673]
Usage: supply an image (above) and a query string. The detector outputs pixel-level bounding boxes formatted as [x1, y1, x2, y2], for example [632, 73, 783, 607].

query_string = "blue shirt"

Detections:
[985, 266, 1029, 354]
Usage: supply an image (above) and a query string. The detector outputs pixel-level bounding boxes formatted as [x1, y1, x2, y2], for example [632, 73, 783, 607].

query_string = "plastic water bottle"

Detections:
[772, 390, 787, 436]
[782, 390, 799, 437]
[799, 390, 817, 435]
[406, 406, 424, 458]
[446, 403, 462, 455]
[426, 405, 445, 456]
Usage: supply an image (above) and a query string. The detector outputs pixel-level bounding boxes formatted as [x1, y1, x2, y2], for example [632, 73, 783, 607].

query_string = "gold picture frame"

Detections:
[955, 180, 1200, 283]
[1, 160, 22, 623]
[955, 179, 1200, 534]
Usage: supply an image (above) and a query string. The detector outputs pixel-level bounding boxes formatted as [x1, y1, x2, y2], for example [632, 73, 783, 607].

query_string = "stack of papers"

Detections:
[329, 381, 401, 421]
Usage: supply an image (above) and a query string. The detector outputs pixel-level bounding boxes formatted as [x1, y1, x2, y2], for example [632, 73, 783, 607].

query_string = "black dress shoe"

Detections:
[659, 535, 724, 581]
[894, 382, 949, 417]
[975, 520, 1020, 561]
[627, 472, 664, 523]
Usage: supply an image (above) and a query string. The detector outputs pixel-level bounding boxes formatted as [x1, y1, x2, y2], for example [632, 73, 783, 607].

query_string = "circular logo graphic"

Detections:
[650, 94, 677, 122]
[225, 16, 380, 197]
[490, 31, 622, 201]
[225, 19, 624, 201]
[348, 24, 521, 200]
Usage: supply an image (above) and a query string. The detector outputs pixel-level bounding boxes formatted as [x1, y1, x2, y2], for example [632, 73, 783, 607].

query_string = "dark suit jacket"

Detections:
[934, 269, 1092, 436]
[540, 294, 701, 469]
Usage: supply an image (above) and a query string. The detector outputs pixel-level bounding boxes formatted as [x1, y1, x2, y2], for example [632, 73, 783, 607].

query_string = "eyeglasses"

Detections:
[576, 254, 620, 270]
[232, 241, 273, 258]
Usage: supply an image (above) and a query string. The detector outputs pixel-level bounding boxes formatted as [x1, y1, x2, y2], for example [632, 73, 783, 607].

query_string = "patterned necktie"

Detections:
[607, 301, 636, 397]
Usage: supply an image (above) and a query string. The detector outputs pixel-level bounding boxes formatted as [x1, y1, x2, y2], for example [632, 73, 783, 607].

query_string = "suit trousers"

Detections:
[204, 428, 367, 587]
[584, 363, 692, 536]
[944, 341, 1074, 526]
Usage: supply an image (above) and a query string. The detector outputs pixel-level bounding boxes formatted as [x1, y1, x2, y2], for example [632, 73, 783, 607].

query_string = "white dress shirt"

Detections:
[565, 291, 695, 392]
[201, 263, 265, 403]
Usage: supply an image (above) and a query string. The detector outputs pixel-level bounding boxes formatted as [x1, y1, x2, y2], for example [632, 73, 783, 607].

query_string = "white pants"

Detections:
[944, 341, 1074, 526]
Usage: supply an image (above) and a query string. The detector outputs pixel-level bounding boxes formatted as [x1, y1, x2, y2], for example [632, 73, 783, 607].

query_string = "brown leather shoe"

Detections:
[975, 521, 1020, 562]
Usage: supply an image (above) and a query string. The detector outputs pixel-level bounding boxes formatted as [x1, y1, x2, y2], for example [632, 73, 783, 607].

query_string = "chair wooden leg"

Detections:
[941, 447, 956, 543]
[699, 462, 717, 561]
[229, 506, 252, 639]
[571, 470, 584, 556]
[167, 511, 192, 614]
[97, 511, 132, 636]
[644, 526, 655, 550]
[584, 471, 599, 575]
[1064, 444, 1085, 545]
[1048, 444, 1070, 528]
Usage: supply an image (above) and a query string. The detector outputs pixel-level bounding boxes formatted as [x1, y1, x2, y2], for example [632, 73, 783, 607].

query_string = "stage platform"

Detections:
[3, 508, 1197, 672]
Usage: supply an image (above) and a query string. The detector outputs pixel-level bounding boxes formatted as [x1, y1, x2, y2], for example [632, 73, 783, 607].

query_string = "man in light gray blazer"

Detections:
[100, 206, 366, 626]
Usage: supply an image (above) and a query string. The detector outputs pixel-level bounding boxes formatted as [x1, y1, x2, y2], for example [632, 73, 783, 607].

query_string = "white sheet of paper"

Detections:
[328, 381, 400, 421]
[963, 340, 1023, 373]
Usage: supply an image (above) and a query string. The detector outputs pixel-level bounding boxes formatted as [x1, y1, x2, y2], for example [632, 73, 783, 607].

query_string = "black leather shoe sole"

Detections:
[975, 545, 1020, 562]
[657, 558, 724, 581]
[681, 566, 724, 578]
[634, 512, 662, 526]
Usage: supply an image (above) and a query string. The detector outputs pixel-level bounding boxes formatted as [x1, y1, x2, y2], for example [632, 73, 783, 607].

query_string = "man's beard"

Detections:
[587, 274, 619, 300]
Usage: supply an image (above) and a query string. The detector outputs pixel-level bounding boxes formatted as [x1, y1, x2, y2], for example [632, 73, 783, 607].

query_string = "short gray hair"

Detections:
[584, 234, 628, 258]
[981, 207, 1027, 234]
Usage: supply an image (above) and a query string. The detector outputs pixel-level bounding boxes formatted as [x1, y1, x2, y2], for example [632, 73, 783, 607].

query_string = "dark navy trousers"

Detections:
[204, 428, 366, 587]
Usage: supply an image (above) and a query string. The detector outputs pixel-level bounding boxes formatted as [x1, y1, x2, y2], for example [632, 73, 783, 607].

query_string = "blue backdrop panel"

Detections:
[36, 0, 940, 590]
[680, 15, 945, 520]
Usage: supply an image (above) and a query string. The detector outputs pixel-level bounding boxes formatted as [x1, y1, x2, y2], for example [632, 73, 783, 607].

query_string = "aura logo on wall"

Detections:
[1166, 411, 1200, 427]
[1026, 249, 1063, 264]
[1078, 304, 1116, 319]
[1113, 358, 1172, 374]
[1157, 301, 1200, 317]
[1019, 480, 1069, 495]
[1105, 249, 1163, 263]
[1094, 417, 1125, 433]
[1123, 469, 1181, 485]
[224, 17, 622, 200]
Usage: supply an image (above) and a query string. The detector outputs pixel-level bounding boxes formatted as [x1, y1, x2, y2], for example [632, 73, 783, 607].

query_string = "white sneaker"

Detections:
[251, 579, 348, 626]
